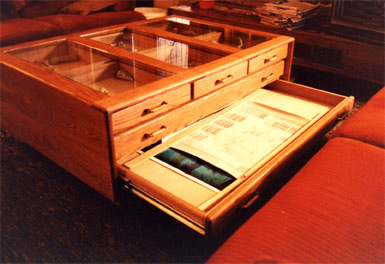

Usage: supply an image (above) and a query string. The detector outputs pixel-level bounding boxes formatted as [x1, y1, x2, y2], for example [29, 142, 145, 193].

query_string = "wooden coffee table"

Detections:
[0, 15, 353, 236]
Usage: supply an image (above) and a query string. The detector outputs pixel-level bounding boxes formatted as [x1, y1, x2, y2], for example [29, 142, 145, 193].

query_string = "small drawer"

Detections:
[249, 44, 288, 73]
[111, 84, 191, 135]
[253, 60, 285, 87]
[113, 63, 283, 162]
[114, 111, 186, 162]
[193, 61, 248, 99]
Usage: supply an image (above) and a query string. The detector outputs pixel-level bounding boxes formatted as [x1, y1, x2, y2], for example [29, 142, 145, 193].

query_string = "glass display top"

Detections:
[141, 17, 274, 49]
[3, 17, 281, 97]
[7, 40, 173, 96]
[86, 27, 229, 69]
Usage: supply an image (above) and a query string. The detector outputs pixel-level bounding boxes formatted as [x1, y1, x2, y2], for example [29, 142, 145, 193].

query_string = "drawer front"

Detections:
[253, 60, 285, 87]
[111, 84, 191, 135]
[249, 44, 288, 73]
[114, 112, 187, 161]
[113, 62, 284, 161]
[193, 61, 248, 99]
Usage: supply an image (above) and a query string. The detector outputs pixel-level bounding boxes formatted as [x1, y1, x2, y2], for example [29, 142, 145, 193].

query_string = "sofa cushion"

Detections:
[59, 1, 117, 16]
[86, 11, 145, 27]
[113, 0, 136, 11]
[0, 11, 15, 22]
[0, 18, 64, 47]
[207, 137, 384, 263]
[18, 1, 76, 19]
[35, 11, 145, 34]
[1, 0, 28, 18]
[331, 87, 385, 148]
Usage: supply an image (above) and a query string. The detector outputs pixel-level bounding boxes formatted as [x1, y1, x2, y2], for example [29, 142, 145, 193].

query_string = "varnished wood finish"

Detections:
[194, 60, 248, 98]
[116, 163, 208, 229]
[129, 24, 240, 54]
[2, 16, 290, 203]
[0, 59, 113, 200]
[249, 44, 288, 73]
[121, 80, 353, 236]
[111, 84, 191, 135]
[82, 24, 232, 60]
[69, 35, 186, 75]
[268, 79, 350, 107]
[0, 16, 352, 236]
[169, 6, 385, 85]
[121, 64, 283, 169]
[94, 35, 293, 114]
[206, 86, 354, 236]
[1, 51, 106, 104]
[131, 159, 217, 207]
[134, 15, 280, 39]
[114, 62, 283, 162]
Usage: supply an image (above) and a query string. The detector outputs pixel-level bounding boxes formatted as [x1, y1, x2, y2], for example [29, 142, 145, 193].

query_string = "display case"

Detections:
[7, 39, 174, 96]
[0, 16, 353, 236]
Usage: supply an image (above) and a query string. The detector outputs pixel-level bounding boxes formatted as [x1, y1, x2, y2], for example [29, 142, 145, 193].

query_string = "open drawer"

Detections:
[116, 79, 354, 236]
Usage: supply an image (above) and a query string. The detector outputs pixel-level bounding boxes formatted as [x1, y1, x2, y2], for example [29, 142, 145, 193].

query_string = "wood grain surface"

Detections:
[0, 60, 114, 200]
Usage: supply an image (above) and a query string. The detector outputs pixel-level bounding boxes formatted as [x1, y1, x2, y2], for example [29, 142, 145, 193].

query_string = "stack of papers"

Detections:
[256, 0, 330, 30]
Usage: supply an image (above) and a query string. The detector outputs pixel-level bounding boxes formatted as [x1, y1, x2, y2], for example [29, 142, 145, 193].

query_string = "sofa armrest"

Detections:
[331, 87, 385, 148]
[207, 137, 385, 263]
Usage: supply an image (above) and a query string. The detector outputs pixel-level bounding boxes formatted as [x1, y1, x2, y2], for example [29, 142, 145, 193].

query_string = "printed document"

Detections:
[172, 89, 330, 178]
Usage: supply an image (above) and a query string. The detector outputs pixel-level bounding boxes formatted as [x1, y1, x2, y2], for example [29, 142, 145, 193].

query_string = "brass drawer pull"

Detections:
[143, 101, 168, 115]
[215, 74, 233, 85]
[264, 55, 278, 64]
[143, 126, 167, 139]
[261, 73, 274, 82]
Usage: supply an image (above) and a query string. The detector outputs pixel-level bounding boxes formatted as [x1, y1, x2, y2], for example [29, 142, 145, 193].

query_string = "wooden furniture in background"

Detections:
[331, 0, 384, 34]
[169, 5, 385, 85]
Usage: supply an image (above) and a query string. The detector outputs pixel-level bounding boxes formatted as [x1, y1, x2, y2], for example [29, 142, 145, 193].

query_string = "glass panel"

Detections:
[141, 17, 274, 49]
[86, 28, 228, 69]
[7, 40, 173, 96]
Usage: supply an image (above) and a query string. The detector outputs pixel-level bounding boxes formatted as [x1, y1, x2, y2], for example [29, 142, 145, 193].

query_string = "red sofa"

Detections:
[0, 0, 145, 47]
[208, 87, 385, 263]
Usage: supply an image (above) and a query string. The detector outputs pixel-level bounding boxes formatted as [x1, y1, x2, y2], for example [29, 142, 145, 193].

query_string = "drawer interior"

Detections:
[117, 80, 353, 234]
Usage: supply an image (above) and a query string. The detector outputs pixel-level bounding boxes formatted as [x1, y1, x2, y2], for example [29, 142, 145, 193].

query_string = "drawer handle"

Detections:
[143, 126, 167, 139]
[261, 73, 274, 82]
[143, 101, 168, 115]
[264, 55, 278, 64]
[215, 74, 233, 85]
[241, 192, 259, 209]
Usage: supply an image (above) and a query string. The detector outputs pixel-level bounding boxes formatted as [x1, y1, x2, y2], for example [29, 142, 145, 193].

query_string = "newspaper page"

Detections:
[171, 89, 331, 179]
